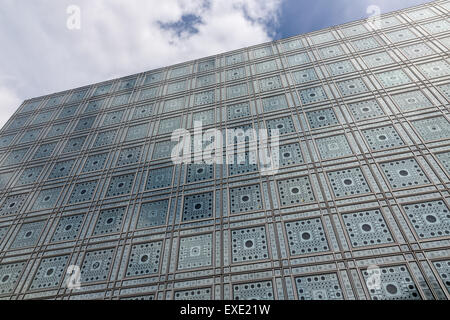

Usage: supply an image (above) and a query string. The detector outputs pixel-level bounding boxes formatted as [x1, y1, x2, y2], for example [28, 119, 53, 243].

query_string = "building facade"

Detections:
[0, 0, 449, 300]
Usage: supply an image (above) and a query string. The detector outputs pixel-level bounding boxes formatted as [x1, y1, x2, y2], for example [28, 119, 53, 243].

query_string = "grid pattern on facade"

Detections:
[0, 0, 449, 300]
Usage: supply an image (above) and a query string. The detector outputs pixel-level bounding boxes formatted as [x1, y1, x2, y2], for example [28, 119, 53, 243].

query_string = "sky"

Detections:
[0, 0, 434, 128]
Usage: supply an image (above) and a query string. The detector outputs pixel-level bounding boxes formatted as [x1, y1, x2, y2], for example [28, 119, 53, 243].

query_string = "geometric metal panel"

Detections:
[67, 181, 98, 204]
[106, 174, 135, 197]
[178, 234, 212, 270]
[277, 176, 315, 206]
[233, 280, 274, 300]
[347, 100, 385, 121]
[375, 69, 411, 87]
[126, 241, 162, 277]
[93, 207, 126, 236]
[117, 146, 142, 167]
[306, 108, 339, 129]
[285, 218, 329, 255]
[342, 210, 394, 247]
[295, 273, 343, 300]
[391, 90, 433, 112]
[137, 200, 169, 229]
[145, 167, 173, 190]
[0, 194, 28, 216]
[182, 192, 213, 222]
[81, 153, 108, 173]
[299, 86, 328, 104]
[231, 226, 269, 263]
[361, 265, 421, 300]
[327, 167, 370, 197]
[230, 184, 262, 214]
[0, 262, 26, 295]
[29, 256, 69, 290]
[51, 214, 85, 242]
[279, 143, 304, 166]
[380, 158, 430, 189]
[10, 221, 46, 249]
[337, 78, 369, 96]
[362, 125, 405, 151]
[432, 260, 450, 294]
[411, 117, 450, 142]
[403, 200, 450, 239]
[80, 249, 115, 283]
[48, 159, 76, 180]
[315, 135, 353, 159]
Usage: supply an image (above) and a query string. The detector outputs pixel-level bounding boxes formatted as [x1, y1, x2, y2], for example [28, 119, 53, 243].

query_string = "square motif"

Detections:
[363, 52, 394, 68]
[10, 221, 46, 249]
[380, 158, 430, 189]
[117, 146, 142, 167]
[231, 226, 269, 263]
[137, 200, 169, 229]
[292, 68, 318, 84]
[230, 184, 262, 214]
[0, 262, 26, 295]
[262, 94, 288, 113]
[347, 100, 385, 121]
[287, 53, 310, 67]
[362, 265, 420, 300]
[315, 135, 353, 159]
[299, 86, 328, 104]
[402, 200, 450, 239]
[319, 45, 344, 59]
[51, 214, 85, 242]
[277, 176, 315, 206]
[227, 83, 248, 99]
[285, 218, 329, 255]
[327, 60, 355, 76]
[306, 108, 339, 129]
[411, 117, 450, 142]
[82, 153, 108, 173]
[227, 102, 250, 120]
[80, 249, 115, 283]
[178, 234, 212, 270]
[295, 273, 343, 300]
[362, 125, 405, 151]
[29, 256, 69, 290]
[68, 181, 98, 204]
[266, 116, 295, 135]
[327, 167, 370, 198]
[279, 143, 303, 166]
[146, 166, 173, 190]
[258, 76, 282, 92]
[255, 60, 277, 73]
[342, 210, 393, 247]
[182, 192, 213, 222]
[391, 90, 433, 112]
[106, 174, 135, 197]
[376, 70, 411, 88]
[186, 163, 213, 183]
[337, 78, 369, 96]
[93, 207, 126, 236]
[126, 241, 162, 277]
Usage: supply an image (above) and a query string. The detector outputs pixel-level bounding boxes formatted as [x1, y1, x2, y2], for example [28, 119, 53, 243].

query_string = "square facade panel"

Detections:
[126, 241, 162, 277]
[178, 234, 212, 270]
[342, 210, 394, 247]
[402, 200, 450, 239]
[315, 134, 353, 159]
[380, 158, 430, 189]
[361, 265, 421, 300]
[233, 280, 274, 300]
[295, 273, 343, 300]
[285, 218, 329, 256]
[231, 226, 269, 263]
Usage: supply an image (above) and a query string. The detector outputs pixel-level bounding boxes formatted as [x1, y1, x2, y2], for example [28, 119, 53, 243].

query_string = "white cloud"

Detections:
[0, 0, 282, 119]
[0, 85, 22, 130]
